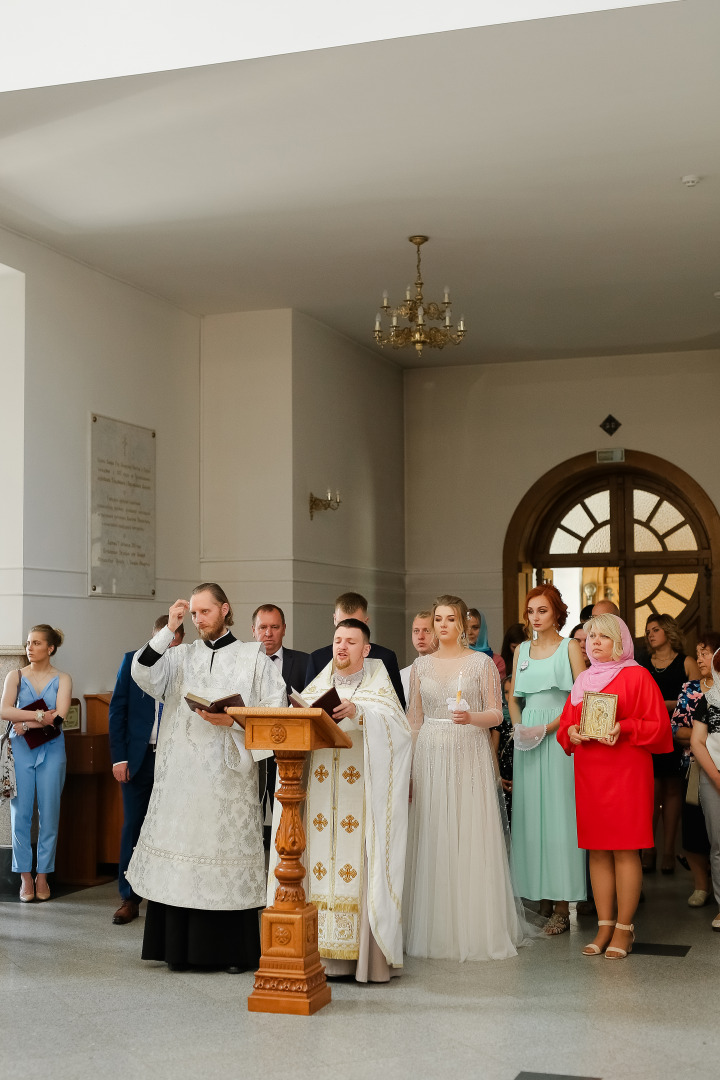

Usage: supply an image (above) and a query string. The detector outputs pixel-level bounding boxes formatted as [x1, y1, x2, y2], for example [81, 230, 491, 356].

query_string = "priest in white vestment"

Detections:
[127, 583, 286, 972]
[268, 619, 412, 982]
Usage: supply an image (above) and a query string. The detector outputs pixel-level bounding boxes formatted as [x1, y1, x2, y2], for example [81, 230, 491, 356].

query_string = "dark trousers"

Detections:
[119, 746, 155, 902]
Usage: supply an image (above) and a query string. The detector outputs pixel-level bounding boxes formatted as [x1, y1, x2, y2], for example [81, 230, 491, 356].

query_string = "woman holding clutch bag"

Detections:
[689, 648, 720, 931]
[557, 614, 671, 959]
[0, 625, 70, 902]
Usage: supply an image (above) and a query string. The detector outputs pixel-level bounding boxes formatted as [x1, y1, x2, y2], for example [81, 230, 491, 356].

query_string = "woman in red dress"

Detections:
[557, 614, 671, 959]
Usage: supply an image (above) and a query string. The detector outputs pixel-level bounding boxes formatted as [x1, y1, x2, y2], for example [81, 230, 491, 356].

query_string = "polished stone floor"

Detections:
[1, 870, 718, 1080]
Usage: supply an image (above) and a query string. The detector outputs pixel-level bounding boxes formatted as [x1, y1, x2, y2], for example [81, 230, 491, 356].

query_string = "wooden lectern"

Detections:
[228, 706, 352, 1016]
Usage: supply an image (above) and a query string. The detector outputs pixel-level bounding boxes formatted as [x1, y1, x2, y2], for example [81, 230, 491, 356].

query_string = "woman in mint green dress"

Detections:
[509, 585, 587, 934]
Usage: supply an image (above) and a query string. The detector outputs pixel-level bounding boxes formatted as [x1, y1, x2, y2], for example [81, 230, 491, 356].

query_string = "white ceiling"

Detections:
[0, 0, 718, 367]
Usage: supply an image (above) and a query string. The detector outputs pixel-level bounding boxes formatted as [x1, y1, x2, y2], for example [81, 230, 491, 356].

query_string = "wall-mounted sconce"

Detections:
[309, 490, 341, 520]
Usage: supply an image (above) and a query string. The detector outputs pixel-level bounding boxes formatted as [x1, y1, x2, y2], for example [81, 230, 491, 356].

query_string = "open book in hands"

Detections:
[184, 691, 245, 714]
[289, 686, 343, 721]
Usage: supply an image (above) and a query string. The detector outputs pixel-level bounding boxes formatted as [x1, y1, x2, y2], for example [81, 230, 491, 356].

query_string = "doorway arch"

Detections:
[503, 451, 720, 642]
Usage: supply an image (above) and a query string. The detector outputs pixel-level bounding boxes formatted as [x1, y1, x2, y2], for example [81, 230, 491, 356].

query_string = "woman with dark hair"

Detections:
[509, 585, 587, 934]
[569, 623, 591, 668]
[500, 623, 527, 681]
[640, 614, 700, 874]
[0, 625, 70, 902]
[690, 647, 720, 931]
[467, 609, 506, 680]
[672, 631, 720, 905]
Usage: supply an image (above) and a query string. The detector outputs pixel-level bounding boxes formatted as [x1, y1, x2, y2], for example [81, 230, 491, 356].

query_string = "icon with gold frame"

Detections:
[579, 691, 618, 739]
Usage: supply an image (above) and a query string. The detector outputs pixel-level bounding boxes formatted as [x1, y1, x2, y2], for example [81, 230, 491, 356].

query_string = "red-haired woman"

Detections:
[508, 585, 587, 934]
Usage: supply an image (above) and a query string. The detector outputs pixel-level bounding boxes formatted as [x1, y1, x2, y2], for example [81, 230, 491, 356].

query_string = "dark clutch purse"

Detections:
[17, 695, 63, 750]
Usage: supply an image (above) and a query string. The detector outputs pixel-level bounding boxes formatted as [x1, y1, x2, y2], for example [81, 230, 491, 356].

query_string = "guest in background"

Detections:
[672, 632, 720, 906]
[570, 623, 591, 668]
[251, 604, 308, 695]
[579, 604, 594, 621]
[400, 610, 437, 703]
[251, 603, 309, 845]
[558, 614, 672, 959]
[1, 625, 70, 903]
[500, 623, 527, 681]
[109, 615, 185, 925]
[592, 600, 620, 617]
[640, 614, 700, 874]
[491, 676, 515, 818]
[690, 648, 720, 932]
[305, 592, 405, 708]
[509, 585, 587, 935]
[468, 609, 506, 681]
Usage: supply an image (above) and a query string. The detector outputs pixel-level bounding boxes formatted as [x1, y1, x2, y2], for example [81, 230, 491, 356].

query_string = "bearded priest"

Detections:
[127, 583, 286, 973]
[269, 618, 412, 982]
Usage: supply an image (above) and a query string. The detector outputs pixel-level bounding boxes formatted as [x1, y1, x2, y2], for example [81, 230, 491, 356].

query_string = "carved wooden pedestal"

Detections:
[228, 707, 352, 1016]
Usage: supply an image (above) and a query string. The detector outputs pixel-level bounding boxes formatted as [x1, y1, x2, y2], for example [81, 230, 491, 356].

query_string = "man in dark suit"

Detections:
[251, 604, 308, 846]
[109, 614, 184, 925]
[304, 591, 406, 709]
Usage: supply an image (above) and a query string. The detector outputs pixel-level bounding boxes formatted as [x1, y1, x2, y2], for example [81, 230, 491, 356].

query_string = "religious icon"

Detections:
[579, 691, 618, 739]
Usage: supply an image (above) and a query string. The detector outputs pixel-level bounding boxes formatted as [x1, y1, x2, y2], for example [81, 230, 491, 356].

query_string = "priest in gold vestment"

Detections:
[268, 619, 412, 982]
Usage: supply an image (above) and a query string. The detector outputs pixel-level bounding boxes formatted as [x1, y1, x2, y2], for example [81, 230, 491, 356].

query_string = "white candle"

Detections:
[456, 671, 462, 705]
[392, 314, 398, 326]
[445, 310, 451, 327]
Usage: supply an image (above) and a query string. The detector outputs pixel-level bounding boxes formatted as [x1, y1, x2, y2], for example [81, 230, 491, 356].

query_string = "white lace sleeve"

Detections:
[473, 652, 503, 728]
[407, 661, 424, 746]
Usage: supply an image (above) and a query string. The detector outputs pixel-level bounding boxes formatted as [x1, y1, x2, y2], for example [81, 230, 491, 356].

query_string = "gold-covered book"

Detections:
[579, 691, 618, 739]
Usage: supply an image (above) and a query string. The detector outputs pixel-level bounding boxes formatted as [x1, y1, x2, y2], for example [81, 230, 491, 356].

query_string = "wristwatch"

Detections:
[36, 710, 45, 725]
[22, 722, 29, 732]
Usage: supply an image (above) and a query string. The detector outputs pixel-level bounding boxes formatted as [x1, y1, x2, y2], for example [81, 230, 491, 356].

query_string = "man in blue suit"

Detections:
[109, 614, 185, 925]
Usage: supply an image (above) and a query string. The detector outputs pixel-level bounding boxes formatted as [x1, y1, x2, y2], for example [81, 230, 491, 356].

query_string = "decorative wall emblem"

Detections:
[314, 764, 329, 782]
[270, 723, 287, 743]
[313, 862, 327, 880]
[338, 863, 357, 883]
[340, 815, 360, 833]
[313, 813, 328, 832]
[342, 765, 361, 785]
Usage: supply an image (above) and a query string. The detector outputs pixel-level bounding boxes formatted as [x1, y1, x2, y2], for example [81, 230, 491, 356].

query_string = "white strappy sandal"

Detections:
[582, 920, 616, 955]
[605, 922, 634, 959]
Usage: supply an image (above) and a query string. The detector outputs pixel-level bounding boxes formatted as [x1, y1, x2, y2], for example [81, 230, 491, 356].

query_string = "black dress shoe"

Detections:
[226, 966, 244, 974]
[113, 900, 140, 925]
[168, 962, 190, 972]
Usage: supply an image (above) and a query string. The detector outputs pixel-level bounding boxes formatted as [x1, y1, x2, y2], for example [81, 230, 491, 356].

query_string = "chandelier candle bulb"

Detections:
[382, 290, 389, 309]
[417, 305, 424, 324]
[375, 313, 382, 331]
[392, 314, 398, 326]
[445, 310, 451, 327]
[458, 315, 465, 332]
[444, 286, 450, 304]
[406, 285, 412, 301]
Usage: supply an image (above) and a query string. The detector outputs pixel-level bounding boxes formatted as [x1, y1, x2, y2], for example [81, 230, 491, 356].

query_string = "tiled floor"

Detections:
[1, 870, 718, 1080]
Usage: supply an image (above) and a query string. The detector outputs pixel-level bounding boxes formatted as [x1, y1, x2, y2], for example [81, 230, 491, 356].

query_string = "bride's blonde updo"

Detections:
[30, 625, 64, 655]
[432, 594, 470, 647]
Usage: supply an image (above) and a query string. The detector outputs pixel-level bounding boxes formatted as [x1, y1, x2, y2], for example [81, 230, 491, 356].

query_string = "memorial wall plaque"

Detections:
[89, 414, 156, 598]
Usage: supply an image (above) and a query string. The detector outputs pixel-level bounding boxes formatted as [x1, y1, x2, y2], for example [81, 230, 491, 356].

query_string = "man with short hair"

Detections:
[110, 614, 184, 926]
[270, 619, 411, 982]
[127, 583, 286, 972]
[251, 603, 309, 844]
[400, 610, 437, 703]
[305, 592, 406, 708]
[251, 604, 308, 695]
[592, 600, 620, 616]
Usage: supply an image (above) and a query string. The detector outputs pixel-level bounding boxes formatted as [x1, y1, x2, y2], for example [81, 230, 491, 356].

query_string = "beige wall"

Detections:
[200, 309, 294, 640]
[200, 309, 406, 657]
[404, 349, 720, 665]
[0, 225, 201, 697]
[0, 263, 25, 645]
[291, 311, 405, 655]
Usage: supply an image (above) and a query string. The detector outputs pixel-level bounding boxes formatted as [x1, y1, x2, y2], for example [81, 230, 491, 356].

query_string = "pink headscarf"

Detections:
[570, 615, 639, 705]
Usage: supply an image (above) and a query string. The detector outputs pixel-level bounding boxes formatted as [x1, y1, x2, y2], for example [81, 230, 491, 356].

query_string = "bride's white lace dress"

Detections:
[403, 651, 527, 961]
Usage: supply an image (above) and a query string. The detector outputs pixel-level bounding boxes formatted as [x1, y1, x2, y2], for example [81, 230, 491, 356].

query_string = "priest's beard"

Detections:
[334, 655, 363, 674]
[197, 616, 228, 641]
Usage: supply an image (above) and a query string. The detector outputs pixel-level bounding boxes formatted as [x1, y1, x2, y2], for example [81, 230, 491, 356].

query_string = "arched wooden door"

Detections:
[503, 452, 720, 644]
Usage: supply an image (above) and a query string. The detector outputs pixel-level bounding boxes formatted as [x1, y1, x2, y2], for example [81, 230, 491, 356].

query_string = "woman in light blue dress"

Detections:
[1, 625, 70, 902]
[509, 586, 586, 934]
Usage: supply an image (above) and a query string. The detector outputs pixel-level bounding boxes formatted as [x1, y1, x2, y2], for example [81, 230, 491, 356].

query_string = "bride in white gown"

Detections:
[404, 594, 528, 961]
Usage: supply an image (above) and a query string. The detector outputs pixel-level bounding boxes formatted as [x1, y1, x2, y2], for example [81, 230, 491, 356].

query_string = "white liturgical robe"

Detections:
[268, 659, 412, 969]
[127, 625, 286, 910]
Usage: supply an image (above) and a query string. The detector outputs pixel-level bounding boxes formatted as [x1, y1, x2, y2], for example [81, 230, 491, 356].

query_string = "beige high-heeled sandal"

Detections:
[605, 922, 634, 959]
[582, 920, 616, 955]
[19, 881, 35, 903]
